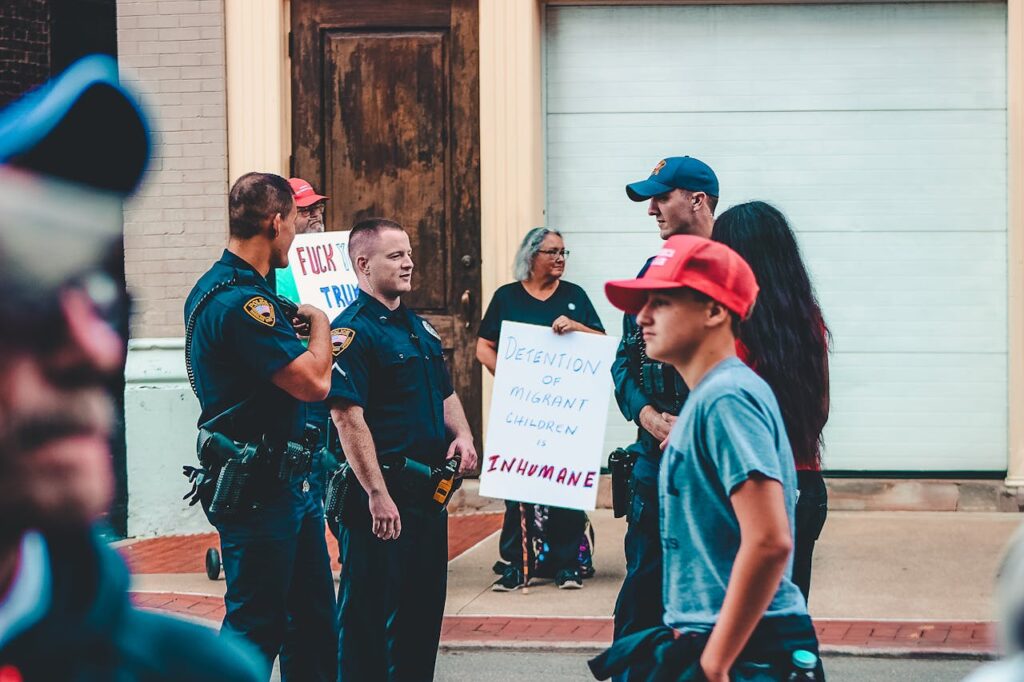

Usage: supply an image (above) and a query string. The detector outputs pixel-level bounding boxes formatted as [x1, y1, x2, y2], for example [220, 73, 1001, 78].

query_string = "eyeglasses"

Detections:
[298, 203, 325, 216]
[538, 249, 570, 258]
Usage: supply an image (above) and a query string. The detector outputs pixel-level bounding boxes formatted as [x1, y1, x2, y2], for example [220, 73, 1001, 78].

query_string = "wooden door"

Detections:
[291, 0, 482, 447]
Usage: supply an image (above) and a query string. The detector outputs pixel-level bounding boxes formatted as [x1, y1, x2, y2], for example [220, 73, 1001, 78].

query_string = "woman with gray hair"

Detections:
[477, 227, 605, 591]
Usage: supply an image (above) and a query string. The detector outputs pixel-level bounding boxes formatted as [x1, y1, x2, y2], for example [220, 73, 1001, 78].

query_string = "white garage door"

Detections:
[545, 4, 1007, 471]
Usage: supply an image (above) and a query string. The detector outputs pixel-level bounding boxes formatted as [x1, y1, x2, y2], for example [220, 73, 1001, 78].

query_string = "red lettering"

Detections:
[516, 459, 529, 475]
[584, 471, 596, 488]
[526, 464, 539, 477]
[556, 468, 567, 484]
[323, 244, 337, 271]
[487, 455, 499, 472]
[539, 465, 554, 480]
[567, 471, 582, 487]
[500, 457, 516, 473]
[296, 246, 310, 276]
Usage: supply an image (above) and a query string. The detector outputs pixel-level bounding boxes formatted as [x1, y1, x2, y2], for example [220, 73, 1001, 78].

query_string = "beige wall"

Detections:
[117, 0, 230, 338]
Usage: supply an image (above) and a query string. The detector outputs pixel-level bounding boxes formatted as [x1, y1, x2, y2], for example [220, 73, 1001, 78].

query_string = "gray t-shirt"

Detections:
[659, 356, 807, 632]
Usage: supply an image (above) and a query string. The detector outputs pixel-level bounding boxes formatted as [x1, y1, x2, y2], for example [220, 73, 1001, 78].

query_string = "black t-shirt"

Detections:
[478, 280, 604, 343]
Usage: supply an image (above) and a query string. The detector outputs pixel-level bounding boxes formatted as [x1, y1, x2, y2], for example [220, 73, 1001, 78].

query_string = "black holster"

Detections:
[608, 447, 638, 519]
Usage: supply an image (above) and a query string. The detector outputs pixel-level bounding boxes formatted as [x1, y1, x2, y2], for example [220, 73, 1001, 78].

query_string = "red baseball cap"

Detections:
[288, 177, 328, 207]
[605, 235, 759, 318]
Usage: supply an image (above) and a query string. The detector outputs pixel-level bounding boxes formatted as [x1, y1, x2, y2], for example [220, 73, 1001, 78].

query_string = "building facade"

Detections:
[113, 0, 1024, 535]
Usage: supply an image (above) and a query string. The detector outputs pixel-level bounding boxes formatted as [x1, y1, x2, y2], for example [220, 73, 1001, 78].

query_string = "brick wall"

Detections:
[117, 0, 229, 338]
[0, 0, 51, 107]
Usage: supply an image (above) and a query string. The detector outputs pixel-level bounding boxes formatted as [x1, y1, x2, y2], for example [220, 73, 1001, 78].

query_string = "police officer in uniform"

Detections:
[611, 157, 720, 652]
[327, 218, 478, 681]
[184, 172, 337, 680]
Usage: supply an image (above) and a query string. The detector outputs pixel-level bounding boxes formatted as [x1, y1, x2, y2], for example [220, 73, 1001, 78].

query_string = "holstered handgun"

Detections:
[324, 456, 463, 524]
[608, 447, 638, 519]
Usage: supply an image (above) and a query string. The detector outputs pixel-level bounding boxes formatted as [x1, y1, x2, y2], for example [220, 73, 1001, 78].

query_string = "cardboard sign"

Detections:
[479, 321, 619, 511]
[275, 231, 359, 315]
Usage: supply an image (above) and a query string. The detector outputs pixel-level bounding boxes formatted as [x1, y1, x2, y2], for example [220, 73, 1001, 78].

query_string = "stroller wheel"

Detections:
[205, 547, 222, 581]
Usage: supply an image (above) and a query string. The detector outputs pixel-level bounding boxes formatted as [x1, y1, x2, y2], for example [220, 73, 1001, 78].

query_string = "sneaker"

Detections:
[491, 565, 525, 592]
[555, 568, 583, 590]
[492, 560, 510, 576]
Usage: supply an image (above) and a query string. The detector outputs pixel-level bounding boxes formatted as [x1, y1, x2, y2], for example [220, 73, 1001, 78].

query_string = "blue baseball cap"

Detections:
[625, 156, 719, 202]
[0, 55, 151, 299]
[0, 54, 150, 195]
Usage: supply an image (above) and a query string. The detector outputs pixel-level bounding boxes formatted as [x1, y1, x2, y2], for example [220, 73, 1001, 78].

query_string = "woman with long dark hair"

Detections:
[712, 201, 830, 601]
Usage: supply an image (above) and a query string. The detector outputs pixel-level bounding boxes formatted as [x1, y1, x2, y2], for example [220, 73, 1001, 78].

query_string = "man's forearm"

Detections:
[701, 535, 790, 674]
[330, 405, 388, 496]
[305, 313, 332, 375]
[443, 393, 472, 438]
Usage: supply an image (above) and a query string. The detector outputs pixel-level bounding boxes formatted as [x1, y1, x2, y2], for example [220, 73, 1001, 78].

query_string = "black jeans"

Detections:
[499, 500, 587, 576]
[793, 470, 828, 602]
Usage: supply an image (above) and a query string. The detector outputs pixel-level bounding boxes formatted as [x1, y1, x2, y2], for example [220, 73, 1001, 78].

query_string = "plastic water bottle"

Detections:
[787, 650, 817, 680]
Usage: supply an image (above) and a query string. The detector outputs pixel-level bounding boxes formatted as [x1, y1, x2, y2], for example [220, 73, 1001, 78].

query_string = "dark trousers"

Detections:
[337, 506, 448, 682]
[612, 482, 662, 682]
[793, 470, 829, 602]
[206, 476, 338, 682]
[590, 614, 824, 681]
[498, 501, 587, 576]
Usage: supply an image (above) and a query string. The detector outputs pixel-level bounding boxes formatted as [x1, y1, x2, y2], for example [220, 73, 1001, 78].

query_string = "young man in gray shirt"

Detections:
[592, 235, 823, 681]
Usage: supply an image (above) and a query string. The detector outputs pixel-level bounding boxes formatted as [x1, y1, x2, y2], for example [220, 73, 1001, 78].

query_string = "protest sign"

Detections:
[479, 321, 618, 510]
[275, 231, 359, 316]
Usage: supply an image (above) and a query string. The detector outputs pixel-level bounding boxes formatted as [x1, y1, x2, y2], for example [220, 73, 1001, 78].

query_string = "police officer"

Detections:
[0, 55, 265, 681]
[611, 157, 720, 650]
[327, 218, 478, 681]
[184, 172, 337, 680]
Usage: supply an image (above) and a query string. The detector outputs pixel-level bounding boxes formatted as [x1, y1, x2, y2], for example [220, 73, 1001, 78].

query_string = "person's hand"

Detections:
[447, 435, 478, 474]
[291, 303, 325, 337]
[368, 489, 401, 540]
[551, 315, 578, 335]
[639, 405, 676, 443]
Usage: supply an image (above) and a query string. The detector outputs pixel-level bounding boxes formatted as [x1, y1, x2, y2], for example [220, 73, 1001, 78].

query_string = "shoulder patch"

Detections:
[243, 296, 275, 326]
[422, 319, 441, 341]
[331, 328, 356, 356]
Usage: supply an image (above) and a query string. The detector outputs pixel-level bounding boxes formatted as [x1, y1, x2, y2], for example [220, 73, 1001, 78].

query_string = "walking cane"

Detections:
[520, 502, 530, 594]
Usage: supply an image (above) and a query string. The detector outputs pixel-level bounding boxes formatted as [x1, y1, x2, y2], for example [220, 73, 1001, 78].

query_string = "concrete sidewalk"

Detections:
[120, 508, 1021, 655]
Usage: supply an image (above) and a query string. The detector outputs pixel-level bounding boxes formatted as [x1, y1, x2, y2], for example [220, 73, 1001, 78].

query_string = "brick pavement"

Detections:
[118, 511, 504, 573]
[128, 592, 996, 655]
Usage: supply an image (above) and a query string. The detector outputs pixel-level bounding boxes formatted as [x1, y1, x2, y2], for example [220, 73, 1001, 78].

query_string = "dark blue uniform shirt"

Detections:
[327, 290, 454, 467]
[610, 258, 690, 487]
[185, 250, 309, 444]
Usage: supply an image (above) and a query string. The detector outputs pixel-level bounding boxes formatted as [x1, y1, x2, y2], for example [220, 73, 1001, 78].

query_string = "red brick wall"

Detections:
[0, 0, 51, 107]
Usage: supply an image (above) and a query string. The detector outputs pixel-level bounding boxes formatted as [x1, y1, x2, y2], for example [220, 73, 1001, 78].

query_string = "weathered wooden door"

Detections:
[291, 0, 482, 446]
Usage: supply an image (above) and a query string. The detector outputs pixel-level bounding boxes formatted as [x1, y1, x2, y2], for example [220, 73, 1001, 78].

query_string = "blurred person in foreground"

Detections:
[712, 201, 831, 602]
[591, 235, 823, 681]
[0, 56, 265, 680]
[963, 524, 1024, 682]
[477, 227, 605, 591]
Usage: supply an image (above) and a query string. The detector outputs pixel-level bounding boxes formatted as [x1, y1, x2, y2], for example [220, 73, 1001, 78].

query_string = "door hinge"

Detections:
[287, 31, 294, 59]
[288, 154, 295, 176]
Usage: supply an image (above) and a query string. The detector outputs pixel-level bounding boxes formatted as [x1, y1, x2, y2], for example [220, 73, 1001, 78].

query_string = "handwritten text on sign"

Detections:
[286, 231, 359, 314]
[479, 321, 618, 511]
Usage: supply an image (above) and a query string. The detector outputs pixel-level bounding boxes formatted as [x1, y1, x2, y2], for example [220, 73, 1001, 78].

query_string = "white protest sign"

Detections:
[278, 231, 359, 316]
[479, 321, 619, 511]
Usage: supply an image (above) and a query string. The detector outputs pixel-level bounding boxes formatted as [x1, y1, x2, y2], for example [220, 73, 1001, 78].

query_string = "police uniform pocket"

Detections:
[383, 353, 423, 395]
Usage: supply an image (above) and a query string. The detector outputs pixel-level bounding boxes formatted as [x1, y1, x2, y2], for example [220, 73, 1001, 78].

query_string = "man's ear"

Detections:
[691, 191, 706, 211]
[268, 212, 282, 239]
[706, 300, 730, 328]
[355, 253, 370, 274]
